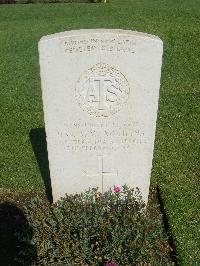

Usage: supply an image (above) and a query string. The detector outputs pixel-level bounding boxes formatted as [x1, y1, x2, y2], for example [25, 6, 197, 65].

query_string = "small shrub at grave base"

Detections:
[15, 186, 171, 265]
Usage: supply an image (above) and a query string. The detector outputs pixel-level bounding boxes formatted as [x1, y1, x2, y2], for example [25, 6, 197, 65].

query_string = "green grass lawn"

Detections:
[0, 0, 199, 264]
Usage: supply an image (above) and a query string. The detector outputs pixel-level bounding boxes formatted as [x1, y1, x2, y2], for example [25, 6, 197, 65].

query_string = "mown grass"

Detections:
[0, 0, 199, 264]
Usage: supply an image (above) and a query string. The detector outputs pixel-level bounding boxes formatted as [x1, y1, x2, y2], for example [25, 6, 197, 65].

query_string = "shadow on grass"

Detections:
[0, 201, 37, 265]
[157, 186, 178, 265]
[29, 128, 53, 203]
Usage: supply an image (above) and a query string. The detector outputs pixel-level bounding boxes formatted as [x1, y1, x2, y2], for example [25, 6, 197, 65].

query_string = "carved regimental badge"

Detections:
[76, 63, 130, 117]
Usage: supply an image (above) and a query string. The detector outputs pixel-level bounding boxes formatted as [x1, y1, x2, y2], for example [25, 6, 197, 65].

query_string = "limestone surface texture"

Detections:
[39, 29, 163, 203]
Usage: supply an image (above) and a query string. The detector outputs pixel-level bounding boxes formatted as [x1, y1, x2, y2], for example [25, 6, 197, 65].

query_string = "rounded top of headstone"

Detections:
[39, 29, 163, 44]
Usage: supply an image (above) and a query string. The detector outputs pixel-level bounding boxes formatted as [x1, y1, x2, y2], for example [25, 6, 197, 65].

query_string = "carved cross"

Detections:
[85, 155, 118, 192]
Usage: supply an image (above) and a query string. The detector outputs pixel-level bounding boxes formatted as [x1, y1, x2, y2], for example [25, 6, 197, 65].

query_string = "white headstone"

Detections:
[39, 29, 163, 203]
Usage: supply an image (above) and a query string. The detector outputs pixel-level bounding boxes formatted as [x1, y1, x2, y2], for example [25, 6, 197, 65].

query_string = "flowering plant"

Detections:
[16, 185, 170, 265]
[113, 185, 121, 193]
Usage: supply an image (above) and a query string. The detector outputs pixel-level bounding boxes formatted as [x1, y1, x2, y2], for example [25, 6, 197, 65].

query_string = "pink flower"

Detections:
[113, 185, 121, 193]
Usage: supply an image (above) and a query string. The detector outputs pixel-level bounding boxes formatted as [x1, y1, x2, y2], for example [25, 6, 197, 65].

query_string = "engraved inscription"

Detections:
[63, 37, 136, 54]
[76, 63, 130, 117]
[56, 121, 147, 153]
